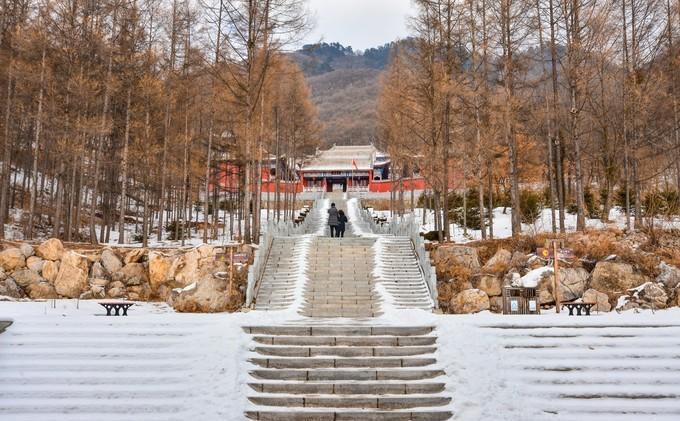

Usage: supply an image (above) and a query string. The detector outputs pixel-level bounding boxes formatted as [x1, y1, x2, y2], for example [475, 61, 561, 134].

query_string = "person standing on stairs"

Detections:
[337, 210, 348, 238]
[328, 203, 339, 237]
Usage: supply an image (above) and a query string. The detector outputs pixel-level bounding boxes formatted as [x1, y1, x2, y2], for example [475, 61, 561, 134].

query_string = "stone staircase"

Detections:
[374, 237, 434, 311]
[301, 237, 381, 318]
[246, 198, 451, 420]
[255, 237, 311, 311]
[244, 325, 452, 421]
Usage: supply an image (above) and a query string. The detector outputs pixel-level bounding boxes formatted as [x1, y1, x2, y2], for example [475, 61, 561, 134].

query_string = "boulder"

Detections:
[127, 284, 151, 301]
[582, 288, 611, 312]
[54, 263, 88, 298]
[473, 274, 502, 297]
[90, 262, 107, 279]
[12, 268, 44, 288]
[26, 281, 58, 299]
[0, 267, 5, 281]
[657, 263, 680, 290]
[536, 267, 588, 304]
[107, 286, 127, 298]
[489, 296, 504, 313]
[450, 289, 490, 314]
[432, 246, 481, 283]
[619, 299, 640, 312]
[197, 245, 217, 259]
[20, 243, 34, 258]
[482, 249, 512, 274]
[591, 261, 649, 306]
[124, 248, 146, 264]
[171, 249, 201, 287]
[61, 251, 89, 273]
[90, 285, 106, 299]
[26, 256, 44, 273]
[42, 260, 59, 283]
[101, 249, 123, 274]
[35, 238, 64, 261]
[556, 268, 589, 302]
[90, 278, 109, 288]
[510, 252, 528, 269]
[527, 255, 544, 270]
[148, 252, 174, 292]
[0, 248, 26, 271]
[0, 278, 25, 298]
[113, 263, 148, 287]
[444, 278, 473, 296]
[638, 282, 668, 309]
[168, 262, 230, 313]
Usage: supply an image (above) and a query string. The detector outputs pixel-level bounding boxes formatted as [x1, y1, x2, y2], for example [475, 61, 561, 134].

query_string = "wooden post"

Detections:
[228, 247, 234, 297]
[553, 240, 560, 313]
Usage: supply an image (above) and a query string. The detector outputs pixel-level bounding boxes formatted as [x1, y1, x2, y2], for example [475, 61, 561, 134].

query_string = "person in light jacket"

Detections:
[328, 203, 339, 237]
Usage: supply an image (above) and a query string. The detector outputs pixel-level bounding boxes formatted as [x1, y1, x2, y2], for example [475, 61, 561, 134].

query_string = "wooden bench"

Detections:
[99, 301, 134, 316]
[562, 302, 596, 316]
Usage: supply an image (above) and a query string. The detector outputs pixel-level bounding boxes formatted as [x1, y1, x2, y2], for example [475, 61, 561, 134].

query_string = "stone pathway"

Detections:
[246, 198, 451, 420]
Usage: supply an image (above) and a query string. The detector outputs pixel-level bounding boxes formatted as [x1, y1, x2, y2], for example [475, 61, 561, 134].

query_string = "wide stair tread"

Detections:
[244, 325, 452, 420]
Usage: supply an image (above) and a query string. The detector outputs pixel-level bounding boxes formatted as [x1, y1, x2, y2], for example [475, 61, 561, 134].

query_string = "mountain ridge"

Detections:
[290, 42, 396, 146]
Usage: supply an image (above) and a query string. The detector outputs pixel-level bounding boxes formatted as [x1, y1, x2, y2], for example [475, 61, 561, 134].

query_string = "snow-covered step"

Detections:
[244, 325, 452, 420]
[0, 314, 228, 421]
[476, 323, 680, 419]
[249, 382, 446, 394]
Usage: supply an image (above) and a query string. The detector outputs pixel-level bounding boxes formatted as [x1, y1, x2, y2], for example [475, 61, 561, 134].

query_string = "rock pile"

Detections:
[0, 239, 247, 312]
[432, 244, 679, 314]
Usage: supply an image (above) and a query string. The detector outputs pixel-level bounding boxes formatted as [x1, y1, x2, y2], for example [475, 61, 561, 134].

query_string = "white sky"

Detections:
[303, 0, 414, 51]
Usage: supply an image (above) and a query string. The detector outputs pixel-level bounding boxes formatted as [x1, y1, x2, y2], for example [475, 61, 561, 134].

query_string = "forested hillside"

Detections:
[291, 42, 394, 146]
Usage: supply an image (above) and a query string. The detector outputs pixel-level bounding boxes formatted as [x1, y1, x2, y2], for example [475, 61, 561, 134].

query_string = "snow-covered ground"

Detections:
[2, 208, 311, 248]
[370, 207, 680, 243]
[2, 301, 680, 420]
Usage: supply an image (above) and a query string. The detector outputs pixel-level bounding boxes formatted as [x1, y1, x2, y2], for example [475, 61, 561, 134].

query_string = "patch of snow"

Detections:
[520, 266, 553, 288]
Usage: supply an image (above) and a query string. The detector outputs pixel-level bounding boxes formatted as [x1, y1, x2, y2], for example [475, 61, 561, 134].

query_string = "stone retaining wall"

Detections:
[0, 239, 250, 312]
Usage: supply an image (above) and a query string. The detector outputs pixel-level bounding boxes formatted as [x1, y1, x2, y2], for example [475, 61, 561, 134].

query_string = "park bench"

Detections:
[562, 301, 596, 316]
[99, 301, 134, 316]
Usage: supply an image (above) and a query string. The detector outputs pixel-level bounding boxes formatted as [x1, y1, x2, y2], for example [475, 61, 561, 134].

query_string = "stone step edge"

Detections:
[243, 327, 435, 336]
[244, 409, 454, 420]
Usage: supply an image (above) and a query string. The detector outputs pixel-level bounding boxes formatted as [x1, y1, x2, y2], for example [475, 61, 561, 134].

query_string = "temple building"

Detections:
[214, 144, 425, 197]
[299, 145, 390, 193]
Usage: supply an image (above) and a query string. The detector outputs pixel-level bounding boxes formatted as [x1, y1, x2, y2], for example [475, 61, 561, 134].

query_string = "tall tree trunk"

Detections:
[204, 112, 214, 244]
[487, 160, 494, 238]
[90, 54, 113, 244]
[118, 88, 132, 244]
[27, 47, 46, 240]
[501, 0, 521, 237]
[549, 0, 566, 233]
[0, 60, 13, 238]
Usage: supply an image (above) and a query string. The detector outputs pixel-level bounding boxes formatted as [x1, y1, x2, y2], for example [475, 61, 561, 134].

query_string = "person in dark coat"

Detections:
[337, 210, 348, 238]
[328, 203, 339, 237]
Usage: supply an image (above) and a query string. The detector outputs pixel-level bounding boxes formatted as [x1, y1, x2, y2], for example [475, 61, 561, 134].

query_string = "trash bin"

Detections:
[503, 286, 540, 315]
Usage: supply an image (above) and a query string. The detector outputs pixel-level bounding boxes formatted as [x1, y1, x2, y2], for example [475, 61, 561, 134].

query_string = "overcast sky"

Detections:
[303, 0, 414, 51]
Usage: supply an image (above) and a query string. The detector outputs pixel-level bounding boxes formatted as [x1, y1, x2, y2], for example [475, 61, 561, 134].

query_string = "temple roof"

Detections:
[301, 145, 379, 172]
